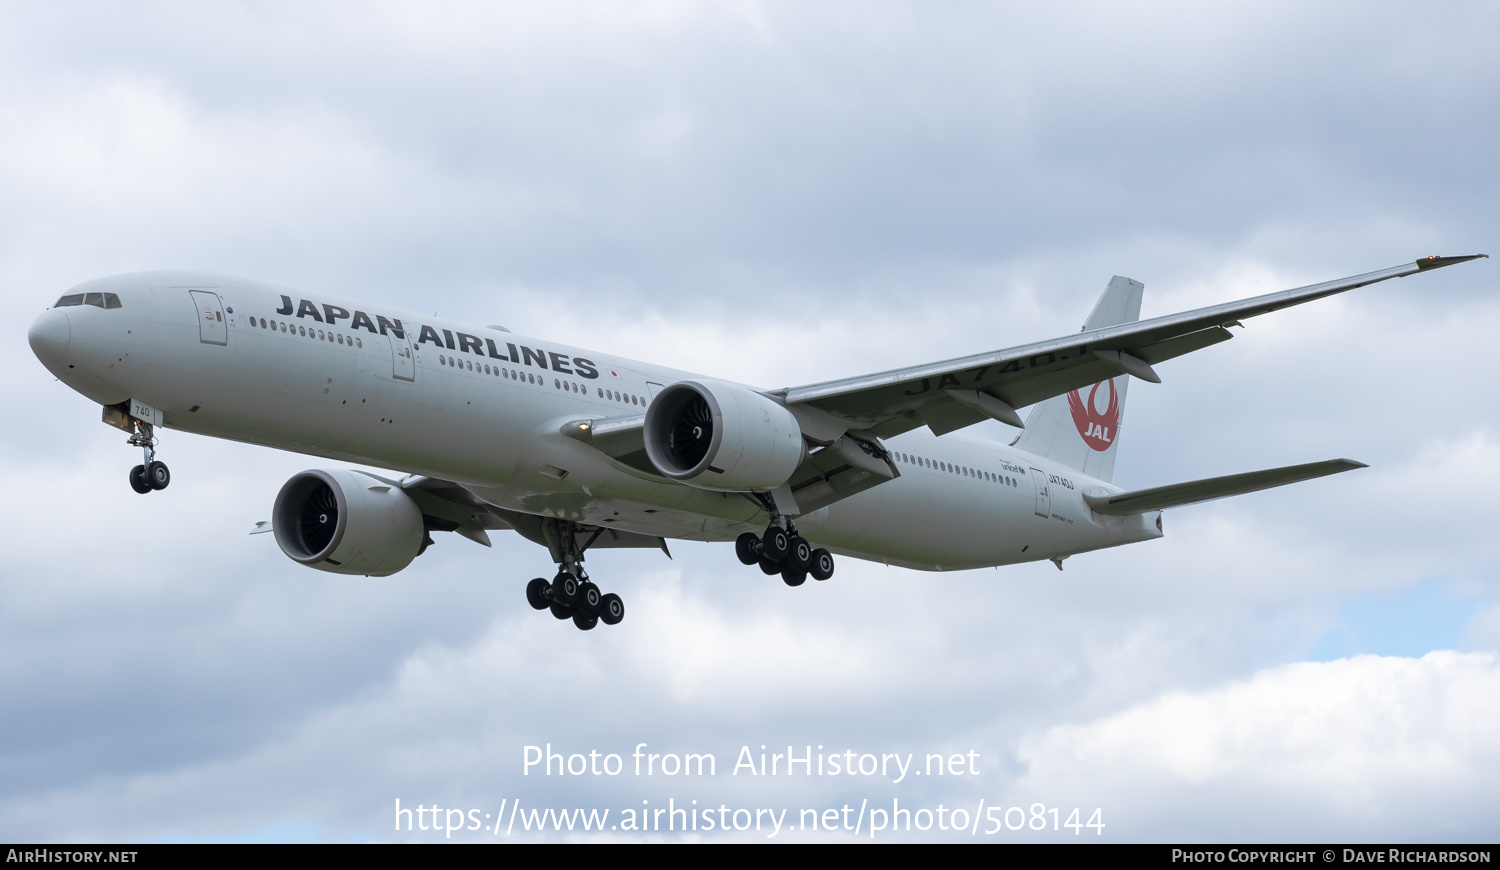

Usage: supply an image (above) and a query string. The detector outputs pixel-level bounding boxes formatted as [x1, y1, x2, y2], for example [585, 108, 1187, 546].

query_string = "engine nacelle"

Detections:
[272, 468, 424, 576]
[644, 379, 806, 492]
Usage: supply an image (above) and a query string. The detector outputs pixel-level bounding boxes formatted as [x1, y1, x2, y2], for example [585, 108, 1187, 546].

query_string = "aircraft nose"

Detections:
[29, 309, 71, 363]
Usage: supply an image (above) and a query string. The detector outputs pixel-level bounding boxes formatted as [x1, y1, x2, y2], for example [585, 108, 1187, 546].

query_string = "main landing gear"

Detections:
[524, 519, 625, 631]
[734, 500, 835, 587]
[126, 420, 170, 495]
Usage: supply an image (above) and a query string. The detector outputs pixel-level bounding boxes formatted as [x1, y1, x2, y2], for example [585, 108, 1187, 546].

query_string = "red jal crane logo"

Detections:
[1067, 379, 1119, 452]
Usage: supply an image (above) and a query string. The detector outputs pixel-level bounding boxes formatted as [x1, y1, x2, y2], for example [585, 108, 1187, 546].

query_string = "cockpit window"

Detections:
[53, 292, 123, 309]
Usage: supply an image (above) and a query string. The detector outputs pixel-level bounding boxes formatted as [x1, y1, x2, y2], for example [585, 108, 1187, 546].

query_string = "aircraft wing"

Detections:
[776, 255, 1485, 440]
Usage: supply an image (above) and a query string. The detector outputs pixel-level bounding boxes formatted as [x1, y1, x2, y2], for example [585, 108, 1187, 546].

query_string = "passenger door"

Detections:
[1030, 467, 1051, 518]
[388, 331, 415, 381]
[189, 290, 227, 346]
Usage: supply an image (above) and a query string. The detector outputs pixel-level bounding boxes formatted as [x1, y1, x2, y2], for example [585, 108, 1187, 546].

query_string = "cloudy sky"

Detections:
[3, 1, 1497, 842]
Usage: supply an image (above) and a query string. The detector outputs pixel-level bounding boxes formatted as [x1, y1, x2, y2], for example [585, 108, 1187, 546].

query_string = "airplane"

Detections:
[27, 254, 1485, 630]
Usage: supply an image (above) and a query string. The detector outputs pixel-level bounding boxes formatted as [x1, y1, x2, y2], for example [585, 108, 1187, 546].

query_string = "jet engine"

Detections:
[272, 468, 424, 576]
[644, 380, 806, 492]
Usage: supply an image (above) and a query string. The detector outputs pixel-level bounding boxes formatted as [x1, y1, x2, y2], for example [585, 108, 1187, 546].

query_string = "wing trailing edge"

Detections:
[1083, 458, 1368, 516]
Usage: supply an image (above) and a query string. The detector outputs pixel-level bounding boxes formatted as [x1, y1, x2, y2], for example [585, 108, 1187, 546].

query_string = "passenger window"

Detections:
[55, 294, 84, 307]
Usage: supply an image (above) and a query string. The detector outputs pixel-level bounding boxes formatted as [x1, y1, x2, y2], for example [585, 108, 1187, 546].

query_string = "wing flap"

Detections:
[786, 435, 897, 514]
[1083, 458, 1367, 516]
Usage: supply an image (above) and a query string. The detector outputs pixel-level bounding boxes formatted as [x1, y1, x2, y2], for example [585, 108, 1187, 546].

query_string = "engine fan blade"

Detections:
[299, 481, 339, 554]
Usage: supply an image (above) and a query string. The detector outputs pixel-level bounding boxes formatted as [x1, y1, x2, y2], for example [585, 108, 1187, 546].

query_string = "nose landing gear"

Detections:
[125, 419, 169, 494]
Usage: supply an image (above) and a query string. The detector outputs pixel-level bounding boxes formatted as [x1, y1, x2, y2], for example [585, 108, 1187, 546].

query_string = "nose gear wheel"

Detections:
[123, 418, 171, 495]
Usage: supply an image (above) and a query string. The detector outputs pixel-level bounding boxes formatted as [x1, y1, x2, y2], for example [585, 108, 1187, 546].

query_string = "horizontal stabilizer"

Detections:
[1084, 458, 1367, 516]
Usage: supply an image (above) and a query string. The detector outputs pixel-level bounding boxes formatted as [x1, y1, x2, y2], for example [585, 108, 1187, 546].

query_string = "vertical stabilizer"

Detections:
[1011, 276, 1144, 483]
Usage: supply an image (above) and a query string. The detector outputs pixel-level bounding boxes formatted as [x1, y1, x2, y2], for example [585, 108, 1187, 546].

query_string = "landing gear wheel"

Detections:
[759, 557, 782, 576]
[552, 571, 579, 606]
[526, 578, 552, 610]
[781, 566, 807, 587]
[787, 536, 813, 571]
[573, 612, 598, 631]
[762, 527, 790, 562]
[146, 460, 170, 491]
[549, 601, 573, 620]
[599, 593, 624, 626]
[129, 465, 152, 494]
[810, 548, 835, 581]
[735, 532, 763, 566]
[577, 581, 602, 616]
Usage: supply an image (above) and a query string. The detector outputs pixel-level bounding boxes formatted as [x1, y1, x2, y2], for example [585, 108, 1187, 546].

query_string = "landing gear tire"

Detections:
[735, 532, 763, 566]
[762, 527, 790, 562]
[759, 557, 782, 576]
[552, 572, 580, 606]
[146, 460, 170, 491]
[781, 566, 807, 587]
[810, 548, 835, 581]
[599, 593, 624, 625]
[129, 465, 152, 494]
[526, 578, 552, 610]
[787, 536, 813, 572]
[532, 518, 626, 630]
[577, 581, 602, 617]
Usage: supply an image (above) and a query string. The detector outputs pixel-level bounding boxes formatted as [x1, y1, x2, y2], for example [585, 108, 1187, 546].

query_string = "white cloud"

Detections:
[1011, 652, 1500, 841]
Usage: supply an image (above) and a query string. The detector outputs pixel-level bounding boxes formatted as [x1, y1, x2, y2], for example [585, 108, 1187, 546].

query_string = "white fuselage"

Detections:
[31, 272, 1162, 572]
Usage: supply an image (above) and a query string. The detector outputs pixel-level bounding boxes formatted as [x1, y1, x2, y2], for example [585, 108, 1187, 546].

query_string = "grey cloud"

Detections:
[1, 0, 1496, 842]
